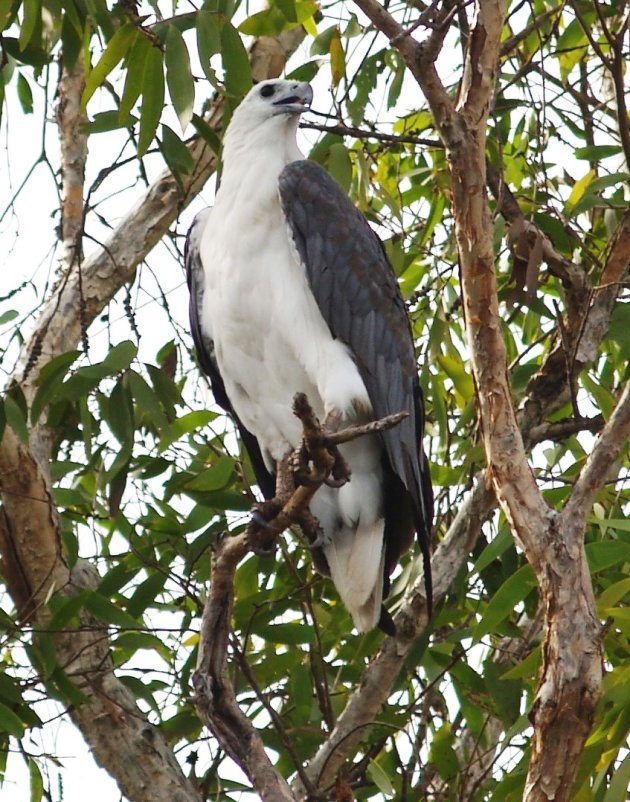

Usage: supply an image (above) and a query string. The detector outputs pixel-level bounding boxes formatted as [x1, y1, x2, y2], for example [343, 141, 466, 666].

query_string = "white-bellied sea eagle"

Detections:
[185, 79, 433, 633]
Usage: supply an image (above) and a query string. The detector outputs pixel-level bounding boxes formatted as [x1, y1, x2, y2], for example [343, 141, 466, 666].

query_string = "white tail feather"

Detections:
[323, 519, 385, 632]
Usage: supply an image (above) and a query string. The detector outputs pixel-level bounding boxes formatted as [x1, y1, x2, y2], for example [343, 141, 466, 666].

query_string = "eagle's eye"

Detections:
[260, 84, 276, 98]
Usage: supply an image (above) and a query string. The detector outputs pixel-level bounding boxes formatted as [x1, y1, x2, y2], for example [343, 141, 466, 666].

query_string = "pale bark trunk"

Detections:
[349, 1, 626, 799]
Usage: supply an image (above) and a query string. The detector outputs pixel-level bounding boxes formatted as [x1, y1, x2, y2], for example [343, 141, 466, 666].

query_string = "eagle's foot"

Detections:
[290, 444, 326, 487]
[247, 502, 281, 556]
[324, 445, 351, 487]
[299, 510, 331, 551]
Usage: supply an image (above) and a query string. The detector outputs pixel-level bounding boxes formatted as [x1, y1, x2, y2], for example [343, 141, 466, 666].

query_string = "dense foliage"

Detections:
[0, 0, 628, 800]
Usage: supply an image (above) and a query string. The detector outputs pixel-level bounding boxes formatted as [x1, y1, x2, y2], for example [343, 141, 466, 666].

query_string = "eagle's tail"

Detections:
[323, 519, 385, 633]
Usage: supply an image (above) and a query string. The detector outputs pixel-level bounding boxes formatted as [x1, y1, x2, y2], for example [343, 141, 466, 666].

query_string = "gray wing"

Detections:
[185, 209, 275, 500]
[278, 160, 433, 610]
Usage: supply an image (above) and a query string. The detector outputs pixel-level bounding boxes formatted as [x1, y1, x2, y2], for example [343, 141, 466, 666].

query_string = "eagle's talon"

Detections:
[289, 444, 319, 485]
[305, 529, 332, 550]
[249, 539, 277, 557]
[246, 501, 283, 555]
[329, 445, 351, 485]
[323, 475, 347, 488]
[250, 509, 274, 530]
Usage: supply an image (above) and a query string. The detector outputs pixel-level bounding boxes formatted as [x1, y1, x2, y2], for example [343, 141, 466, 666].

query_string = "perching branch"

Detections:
[192, 394, 408, 801]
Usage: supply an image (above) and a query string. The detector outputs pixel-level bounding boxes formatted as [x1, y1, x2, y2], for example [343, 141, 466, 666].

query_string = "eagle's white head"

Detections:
[221, 79, 312, 163]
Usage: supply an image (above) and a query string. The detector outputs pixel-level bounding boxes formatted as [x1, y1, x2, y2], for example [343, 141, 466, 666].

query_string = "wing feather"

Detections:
[279, 160, 433, 606]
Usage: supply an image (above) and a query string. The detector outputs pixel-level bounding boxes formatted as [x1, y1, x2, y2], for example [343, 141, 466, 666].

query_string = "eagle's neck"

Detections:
[218, 117, 303, 203]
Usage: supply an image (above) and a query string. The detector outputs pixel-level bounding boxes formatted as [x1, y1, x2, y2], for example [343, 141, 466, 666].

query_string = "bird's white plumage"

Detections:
[196, 81, 387, 630]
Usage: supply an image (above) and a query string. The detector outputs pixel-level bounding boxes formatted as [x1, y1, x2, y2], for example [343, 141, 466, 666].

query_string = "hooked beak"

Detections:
[272, 83, 313, 115]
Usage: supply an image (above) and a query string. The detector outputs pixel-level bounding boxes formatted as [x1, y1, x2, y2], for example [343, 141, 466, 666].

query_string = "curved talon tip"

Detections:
[323, 476, 348, 488]
[305, 533, 332, 551]
[250, 509, 273, 529]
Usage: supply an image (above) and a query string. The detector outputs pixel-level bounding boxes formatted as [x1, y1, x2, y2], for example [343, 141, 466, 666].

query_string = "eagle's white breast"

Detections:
[200, 153, 371, 465]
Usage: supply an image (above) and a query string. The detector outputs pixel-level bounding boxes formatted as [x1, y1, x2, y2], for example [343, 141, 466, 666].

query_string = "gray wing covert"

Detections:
[278, 160, 433, 608]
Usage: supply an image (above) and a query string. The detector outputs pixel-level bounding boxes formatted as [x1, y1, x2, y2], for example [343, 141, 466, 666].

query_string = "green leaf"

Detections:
[113, 631, 170, 660]
[196, 9, 221, 84]
[221, 22, 251, 98]
[104, 340, 137, 372]
[49, 591, 90, 630]
[0, 673, 23, 705]
[436, 353, 475, 405]
[138, 44, 165, 158]
[29, 758, 44, 802]
[126, 572, 166, 618]
[603, 753, 630, 802]
[239, 7, 287, 36]
[160, 124, 194, 178]
[161, 709, 202, 742]
[327, 143, 352, 192]
[191, 113, 222, 157]
[473, 564, 537, 642]
[16, 72, 33, 113]
[82, 109, 138, 134]
[256, 622, 315, 645]
[19, 0, 41, 51]
[84, 592, 140, 629]
[329, 27, 345, 87]
[556, 17, 589, 80]
[0, 0, 14, 29]
[429, 723, 458, 780]
[564, 169, 596, 217]
[30, 350, 80, 424]
[82, 22, 137, 108]
[165, 24, 194, 132]
[182, 456, 235, 492]
[286, 58, 321, 83]
[585, 540, 630, 573]
[0, 701, 25, 736]
[0, 308, 18, 325]
[127, 368, 168, 429]
[48, 666, 89, 707]
[310, 25, 337, 56]
[5, 394, 29, 443]
[598, 577, 630, 610]
[473, 527, 512, 574]
[500, 645, 541, 680]
[591, 517, 630, 534]
[158, 408, 215, 450]
[275, 0, 296, 22]
[294, 1, 318, 25]
[61, 0, 83, 37]
[60, 13, 82, 67]
[100, 379, 134, 445]
[575, 145, 622, 161]
[118, 31, 148, 122]
[484, 658, 521, 725]
[367, 760, 395, 796]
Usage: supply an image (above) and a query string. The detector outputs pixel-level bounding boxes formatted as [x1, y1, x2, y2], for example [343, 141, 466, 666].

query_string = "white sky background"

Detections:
[1, 2, 628, 800]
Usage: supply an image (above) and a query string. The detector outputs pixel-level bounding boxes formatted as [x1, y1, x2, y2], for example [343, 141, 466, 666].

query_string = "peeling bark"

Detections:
[57, 57, 88, 264]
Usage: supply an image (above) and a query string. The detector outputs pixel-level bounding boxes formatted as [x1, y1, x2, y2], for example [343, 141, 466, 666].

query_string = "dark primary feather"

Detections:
[185, 209, 275, 500]
[279, 160, 433, 610]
